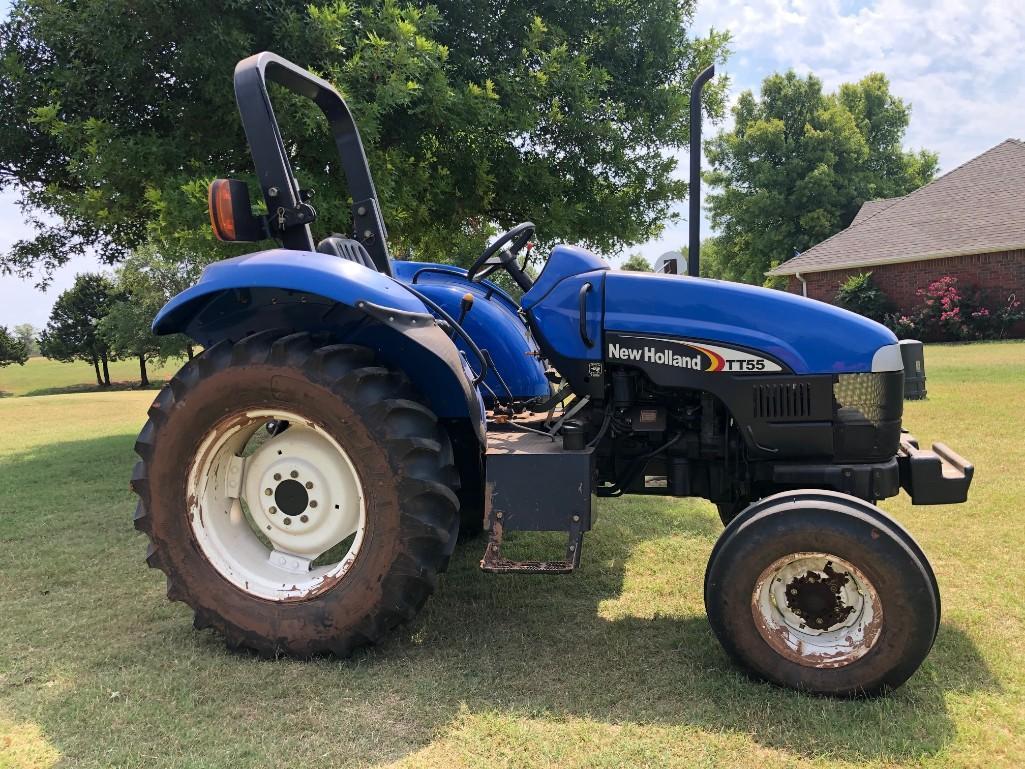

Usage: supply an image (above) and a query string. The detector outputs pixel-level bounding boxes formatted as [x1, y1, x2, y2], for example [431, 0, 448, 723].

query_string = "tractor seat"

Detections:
[317, 236, 378, 271]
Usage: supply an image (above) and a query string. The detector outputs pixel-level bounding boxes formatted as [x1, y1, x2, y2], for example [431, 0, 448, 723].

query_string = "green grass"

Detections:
[1, 341, 1023, 768]
[0, 356, 183, 398]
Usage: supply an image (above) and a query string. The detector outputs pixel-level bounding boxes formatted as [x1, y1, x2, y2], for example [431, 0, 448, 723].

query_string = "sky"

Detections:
[2, 0, 1024, 329]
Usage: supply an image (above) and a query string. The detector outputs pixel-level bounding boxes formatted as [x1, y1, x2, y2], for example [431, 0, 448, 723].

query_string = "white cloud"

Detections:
[696, 0, 1025, 169]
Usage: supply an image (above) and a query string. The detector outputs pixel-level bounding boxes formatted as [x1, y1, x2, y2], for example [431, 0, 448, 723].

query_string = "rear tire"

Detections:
[131, 332, 459, 657]
[704, 490, 939, 696]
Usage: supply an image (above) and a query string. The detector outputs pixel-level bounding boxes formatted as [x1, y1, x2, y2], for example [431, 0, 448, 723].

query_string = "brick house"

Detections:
[768, 139, 1025, 328]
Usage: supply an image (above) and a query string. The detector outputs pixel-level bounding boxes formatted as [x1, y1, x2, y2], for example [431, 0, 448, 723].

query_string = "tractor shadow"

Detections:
[393, 502, 999, 763]
[20, 378, 169, 397]
[0, 434, 1001, 767]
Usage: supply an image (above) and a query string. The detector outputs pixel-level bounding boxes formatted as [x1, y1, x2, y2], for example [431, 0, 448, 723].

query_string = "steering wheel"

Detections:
[467, 222, 535, 291]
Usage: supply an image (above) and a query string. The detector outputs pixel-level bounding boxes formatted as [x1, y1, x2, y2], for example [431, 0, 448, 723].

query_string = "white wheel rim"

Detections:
[751, 552, 882, 668]
[186, 409, 366, 602]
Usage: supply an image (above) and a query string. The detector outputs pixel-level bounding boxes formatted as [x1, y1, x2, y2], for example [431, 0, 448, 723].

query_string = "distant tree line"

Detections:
[16, 247, 201, 386]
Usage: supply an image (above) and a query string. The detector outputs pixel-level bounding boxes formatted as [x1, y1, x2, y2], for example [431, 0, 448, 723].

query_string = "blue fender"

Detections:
[390, 261, 550, 402]
[152, 249, 486, 441]
[153, 249, 423, 332]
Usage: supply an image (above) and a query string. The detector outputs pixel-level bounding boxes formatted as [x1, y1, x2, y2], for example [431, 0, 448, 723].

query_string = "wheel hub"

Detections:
[274, 478, 309, 517]
[243, 427, 359, 557]
[187, 409, 366, 602]
[752, 552, 882, 668]
[784, 561, 855, 630]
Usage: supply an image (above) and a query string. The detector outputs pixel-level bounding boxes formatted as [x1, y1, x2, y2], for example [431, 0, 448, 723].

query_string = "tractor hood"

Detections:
[603, 271, 900, 375]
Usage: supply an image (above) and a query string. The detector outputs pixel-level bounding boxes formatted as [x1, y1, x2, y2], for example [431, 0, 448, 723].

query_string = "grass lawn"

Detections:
[0, 356, 183, 398]
[1, 341, 1023, 768]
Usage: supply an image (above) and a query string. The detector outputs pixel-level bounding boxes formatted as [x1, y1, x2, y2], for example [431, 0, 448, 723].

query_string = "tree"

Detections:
[99, 245, 200, 385]
[705, 71, 937, 284]
[619, 253, 652, 272]
[0, 0, 729, 281]
[0, 326, 29, 367]
[12, 323, 38, 355]
[97, 301, 161, 386]
[38, 273, 119, 385]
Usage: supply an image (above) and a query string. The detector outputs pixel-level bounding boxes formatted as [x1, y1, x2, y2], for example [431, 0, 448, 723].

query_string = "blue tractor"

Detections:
[132, 53, 973, 696]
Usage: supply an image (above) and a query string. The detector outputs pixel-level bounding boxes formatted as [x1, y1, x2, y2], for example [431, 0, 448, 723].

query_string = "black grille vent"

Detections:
[753, 382, 812, 420]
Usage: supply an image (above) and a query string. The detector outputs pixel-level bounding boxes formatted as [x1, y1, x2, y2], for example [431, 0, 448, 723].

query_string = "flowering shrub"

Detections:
[883, 276, 1024, 341]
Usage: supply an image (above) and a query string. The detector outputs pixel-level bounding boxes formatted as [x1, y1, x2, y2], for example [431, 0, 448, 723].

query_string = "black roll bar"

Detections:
[233, 52, 393, 275]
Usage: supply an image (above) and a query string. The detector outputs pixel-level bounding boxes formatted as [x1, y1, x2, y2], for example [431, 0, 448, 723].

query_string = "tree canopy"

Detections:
[38, 273, 119, 385]
[98, 246, 199, 385]
[0, 326, 29, 367]
[619, 253, 653, 272]
[0, 0, 728, 279]
[704, 71, 937, 284]
[12, 323, 38, 355]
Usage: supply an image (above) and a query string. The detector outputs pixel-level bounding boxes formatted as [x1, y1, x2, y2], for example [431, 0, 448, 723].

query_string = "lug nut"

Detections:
[269, 507, 277, 514]
[309, 501, 318, 508]
[300, 515, 309, 523]
[283, 517, 292, 526]
[305, 481, 313, 489]
[290, 470, 298, 479]
[274, 473, 281, 481]
[264, 488, 273, 496]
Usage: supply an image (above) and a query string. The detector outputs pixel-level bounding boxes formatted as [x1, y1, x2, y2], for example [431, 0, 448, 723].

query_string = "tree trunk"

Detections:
[92, 356, 102, 386]
[101, 353, 111, 386]
[138, 354, 149, 387]
[187, 345, 195, 360]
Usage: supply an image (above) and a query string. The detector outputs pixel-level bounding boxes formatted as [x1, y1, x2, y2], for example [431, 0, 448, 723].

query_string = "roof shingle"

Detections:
[768, 139, 1025, 276]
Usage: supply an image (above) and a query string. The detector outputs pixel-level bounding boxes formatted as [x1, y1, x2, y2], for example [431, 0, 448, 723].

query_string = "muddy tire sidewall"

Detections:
[148, 361, 415, 654]
[705, 498, 938, 696]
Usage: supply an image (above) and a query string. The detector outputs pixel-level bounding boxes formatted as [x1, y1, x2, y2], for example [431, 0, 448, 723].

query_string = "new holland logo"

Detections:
[607, 342, 708, 370]
[606, 337, 782, 373]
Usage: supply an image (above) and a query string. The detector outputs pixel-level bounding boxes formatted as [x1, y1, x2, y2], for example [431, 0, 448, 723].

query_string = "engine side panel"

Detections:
[603, 271, 898, 375]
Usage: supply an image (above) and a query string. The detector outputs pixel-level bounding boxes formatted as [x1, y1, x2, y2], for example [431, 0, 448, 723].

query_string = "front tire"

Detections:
[704, 491, 939, 696]
[131, 331, 459, 657]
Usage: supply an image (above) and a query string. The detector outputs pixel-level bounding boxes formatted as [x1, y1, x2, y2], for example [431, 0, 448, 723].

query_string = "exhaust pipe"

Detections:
[688, 64, 715, 277]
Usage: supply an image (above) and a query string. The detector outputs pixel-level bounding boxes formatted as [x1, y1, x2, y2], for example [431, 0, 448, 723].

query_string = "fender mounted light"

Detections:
[208, 178, 265, 242]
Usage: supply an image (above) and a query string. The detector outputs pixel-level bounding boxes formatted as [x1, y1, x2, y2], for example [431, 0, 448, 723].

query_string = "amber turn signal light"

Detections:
[208, 178, 264, 242]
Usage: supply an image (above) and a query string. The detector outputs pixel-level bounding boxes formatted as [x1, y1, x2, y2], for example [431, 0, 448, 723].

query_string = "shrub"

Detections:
[835, 272, 892, 322]
[883, 312, 918, 339]
[884, 276, 1024, 341]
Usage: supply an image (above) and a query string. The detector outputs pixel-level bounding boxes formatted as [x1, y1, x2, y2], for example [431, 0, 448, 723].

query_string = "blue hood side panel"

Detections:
[391, 261, 550, 400]
[153, 249, 424, 334]
[529, 270, 607, 363]
[521, 244, 609, 310]
[603, 272, 897, 374]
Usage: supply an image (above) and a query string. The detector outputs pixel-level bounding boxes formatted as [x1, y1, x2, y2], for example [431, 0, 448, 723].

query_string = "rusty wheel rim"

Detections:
[751, 552, 882, 668]
[186, 409, 366, 602]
